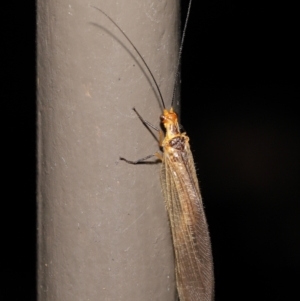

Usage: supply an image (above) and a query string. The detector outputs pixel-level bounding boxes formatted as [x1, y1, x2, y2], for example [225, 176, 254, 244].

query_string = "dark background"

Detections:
[3, 1, 36, 301]
[3, 1, 299, 300]
[181, 1, 300, 300]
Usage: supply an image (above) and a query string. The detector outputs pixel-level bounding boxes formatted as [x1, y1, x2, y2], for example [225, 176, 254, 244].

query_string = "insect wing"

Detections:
[160, 141, 214, 301]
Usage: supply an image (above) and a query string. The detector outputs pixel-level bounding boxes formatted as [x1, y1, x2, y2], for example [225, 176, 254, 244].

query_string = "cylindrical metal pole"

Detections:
[37, 0, 180, 300]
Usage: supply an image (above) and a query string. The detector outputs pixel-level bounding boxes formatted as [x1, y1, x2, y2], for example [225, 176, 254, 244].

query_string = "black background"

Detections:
[3, 1, 36, 301]
[3, 1, 299, 300]
[181, 1, 299, 300]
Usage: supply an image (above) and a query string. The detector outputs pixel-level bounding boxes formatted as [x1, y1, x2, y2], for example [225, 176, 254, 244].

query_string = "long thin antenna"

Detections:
[171, 0, 193, 107]
[91, 6, 166, 109]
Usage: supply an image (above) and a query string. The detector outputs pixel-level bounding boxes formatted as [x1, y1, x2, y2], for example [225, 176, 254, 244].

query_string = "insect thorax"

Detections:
[169, 136, 185, 151]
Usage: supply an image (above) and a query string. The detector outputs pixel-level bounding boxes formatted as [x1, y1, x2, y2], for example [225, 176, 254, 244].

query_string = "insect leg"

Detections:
[132, 107, 159, 132]
[120, 153, 161, 164]
[119, 108, 163, 164]
[159, 130, 164, 147]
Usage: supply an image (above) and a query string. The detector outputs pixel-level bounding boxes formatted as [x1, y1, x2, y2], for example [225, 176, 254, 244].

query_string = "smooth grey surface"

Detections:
[37, 0, 180, 300]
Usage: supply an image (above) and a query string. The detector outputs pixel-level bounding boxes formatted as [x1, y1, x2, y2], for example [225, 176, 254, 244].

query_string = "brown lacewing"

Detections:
[92, 1, 214, 300]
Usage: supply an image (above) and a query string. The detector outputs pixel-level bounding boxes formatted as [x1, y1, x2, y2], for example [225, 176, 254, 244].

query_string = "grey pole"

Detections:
[37, 0, 180, 300]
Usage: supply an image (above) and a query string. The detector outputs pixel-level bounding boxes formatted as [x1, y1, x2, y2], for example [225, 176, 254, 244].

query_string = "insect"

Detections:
[92, 1, 214, 300]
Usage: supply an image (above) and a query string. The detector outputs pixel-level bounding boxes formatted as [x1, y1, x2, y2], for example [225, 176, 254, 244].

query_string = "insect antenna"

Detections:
[171, 0, 193, 108]
[90, 6, 166, 110]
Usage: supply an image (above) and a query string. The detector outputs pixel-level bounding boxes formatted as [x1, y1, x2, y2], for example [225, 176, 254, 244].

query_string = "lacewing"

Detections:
[159, 108, 214, 301]
[93, 1, 214, 300]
